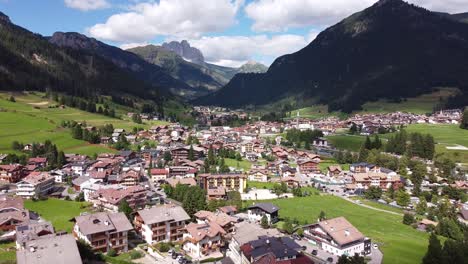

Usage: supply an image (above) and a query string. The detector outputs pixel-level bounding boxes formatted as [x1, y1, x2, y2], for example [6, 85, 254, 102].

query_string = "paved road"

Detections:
[339, 196, 403, 216]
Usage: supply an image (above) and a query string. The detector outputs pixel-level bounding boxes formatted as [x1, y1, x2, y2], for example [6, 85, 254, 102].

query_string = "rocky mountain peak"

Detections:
[162, 40, 205, 65]
[49, 32, 100, 50]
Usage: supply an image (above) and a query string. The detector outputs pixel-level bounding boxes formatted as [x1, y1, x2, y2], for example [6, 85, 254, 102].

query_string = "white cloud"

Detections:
[119, 42, 149, 50]
[188, 34, 309, 67]
[245, 0, 468, 32]
[64, 0, 110, 11]
[88, 0, 244, 42]
[411, 0, 468, 13]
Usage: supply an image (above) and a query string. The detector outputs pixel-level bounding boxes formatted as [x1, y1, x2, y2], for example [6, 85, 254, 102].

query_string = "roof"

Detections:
[21, 172, 54, 185]
[166, 177, 196, 187]
[185, 222, 226, 243]
[317, 217, 364, 246]
[150, 168, 169, 175]
[242, 236, 301, 262]
[207, 186, 226, 196]
[0, 196, 24, 211]
[218, 205, 237, 214]
[248, 203, 279, 214]
[194, 210, 237, 227]
[16, 221, 55, 245]
[16, 234, 82, 264]
[74, 212, 133, 236]
[137, 204, 190, 225]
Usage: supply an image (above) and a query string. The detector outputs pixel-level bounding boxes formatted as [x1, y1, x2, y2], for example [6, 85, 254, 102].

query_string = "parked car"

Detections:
[292, 234, 302, 240]
[301, 246, 307, 251]
[171, 253, 178, 259]
[373, 244, 379, 249]
[178, 257, 185, 263]
[311, 250, 318, 256]
[327, 257, 333, 263]
[168, 249, 174, 255]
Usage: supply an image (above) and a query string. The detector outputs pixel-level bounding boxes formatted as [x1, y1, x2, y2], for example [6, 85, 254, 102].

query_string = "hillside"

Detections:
[196, 0, 468, 112]
[0, 12, 164, 102]
[48, 32, 194, 98]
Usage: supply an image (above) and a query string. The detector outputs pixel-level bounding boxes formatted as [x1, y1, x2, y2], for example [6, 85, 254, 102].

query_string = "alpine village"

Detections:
[0, 1, 468, 264]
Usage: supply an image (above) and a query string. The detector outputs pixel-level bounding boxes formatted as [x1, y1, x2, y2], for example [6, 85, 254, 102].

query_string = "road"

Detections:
[339, 196, 403, 216]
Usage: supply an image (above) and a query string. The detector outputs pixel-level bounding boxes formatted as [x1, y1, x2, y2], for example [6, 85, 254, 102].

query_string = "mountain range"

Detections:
[126, 41, 268, 98]
[196, 0, 468, 112]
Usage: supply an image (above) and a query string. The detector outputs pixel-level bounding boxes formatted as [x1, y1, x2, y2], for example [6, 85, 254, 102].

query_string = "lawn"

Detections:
[349, 197, 404, 214]
[225, 158, 252, 172]
[0, 242, 16, 264]
[326, 134, 365, 152]
[247, 195, 428, 264]
[247, 181, 277, 189]
[24, 198, 91, 232]
[318, 159, 350, 172]
[0, 91, 168, 156]
[358, 88, 458, 114]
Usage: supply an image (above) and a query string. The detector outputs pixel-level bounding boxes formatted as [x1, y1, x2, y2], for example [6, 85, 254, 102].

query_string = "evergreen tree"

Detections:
[318, 211, 326, 221]
[372, 134, 382, 149]
[358, 146, 369, 162]
[118, 200, 132, 219]
[364, 136, 372, 150]
[422, 233, 442, 264]
[460, 110, 468, 129]
[260, 215, 269, 229]
[188, 145, 195, 161]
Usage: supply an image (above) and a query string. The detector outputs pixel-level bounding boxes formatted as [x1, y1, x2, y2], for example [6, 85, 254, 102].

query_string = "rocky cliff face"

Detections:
[162, 40, 205, 65]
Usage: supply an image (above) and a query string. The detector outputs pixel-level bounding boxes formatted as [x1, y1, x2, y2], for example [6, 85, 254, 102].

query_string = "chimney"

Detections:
[345, 229, 350, 236]
[29, 246, 36, 253]
[104, 221, 110, 226]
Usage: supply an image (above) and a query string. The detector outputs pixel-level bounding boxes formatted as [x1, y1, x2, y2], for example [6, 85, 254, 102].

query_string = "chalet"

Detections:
[248, 169, 269, 182]
[134, 204, 190, 244]
[297, 160, 320, 174]
[281, 176, 301, 188]
[27, 157, 48, 168]
[240, 236, 311, 264]
[313, 138, 328, 147]
[303, 217, 371, 257]
[0, 196, 31, 232]
[182, 222, 226, 258]
[218, 205, 237, 216]
[73, 212, 133, 253]
[150, 168, 169, 183]
[0, 164, 25, 183]
[207, 186, 227, 200]
[16, 172, 55, 199]
[352, 172, 401, 190]
[247, 203, 279, 225]
[350, 162, 381, 173]
[327, 165, 343, 177]
[194, 210, 237, 233]
[280, 166, 297, 178]
[88, 186, 147, 212]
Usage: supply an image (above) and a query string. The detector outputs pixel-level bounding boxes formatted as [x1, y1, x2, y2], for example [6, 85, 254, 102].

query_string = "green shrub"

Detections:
[107, 248, 117, 257]
[155, 242, 171, 252]
[130, 251, 143, 259]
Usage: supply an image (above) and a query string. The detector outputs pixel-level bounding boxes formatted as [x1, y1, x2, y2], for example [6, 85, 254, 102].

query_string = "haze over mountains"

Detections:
[196, 0, 468, 112]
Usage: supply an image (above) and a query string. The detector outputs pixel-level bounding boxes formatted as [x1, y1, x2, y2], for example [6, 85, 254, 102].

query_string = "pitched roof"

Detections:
[137, 204, 190, 225]
[16, 234, 82, 264]
[74, 212, 133, 236]
[248, 203, 279, 214]
[317, 217, 364, 246]
[194, 210, 237, 227]
[185, 222, 226, 243]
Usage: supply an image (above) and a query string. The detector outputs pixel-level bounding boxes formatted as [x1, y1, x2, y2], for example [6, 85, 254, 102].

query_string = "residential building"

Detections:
[134, 204, 190, 244]
[240, 236, 312, 264]
[73, 212, 133, 253]
[16, 234, 82, 264]
[297, 160, 320, 174]
[247, 203, 279, 225]
[303, 217, 371, 257]
[182, 222, 226, 258]
[352, 172, 401, 190]
[88, 186, 147, 212]
[218, 205, 237, 216]
[194, 210, 237, 233]
[150, 168, 169, 183]
[0, 196, 31, 232]
[0, 164, 25, 183]
[248, 169, 269, 182]
[15, 221, 55, 249]
[207, 186, 227, 200]
[16, 172, 55, 199]
[197, 173, 247, 193]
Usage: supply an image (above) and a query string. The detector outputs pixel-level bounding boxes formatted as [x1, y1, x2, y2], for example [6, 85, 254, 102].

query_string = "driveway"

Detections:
[294, 237, 382, 264]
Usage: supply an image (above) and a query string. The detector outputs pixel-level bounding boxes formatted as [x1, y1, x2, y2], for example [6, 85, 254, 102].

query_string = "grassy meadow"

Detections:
[24, 198, 91, 233]
[247, 195, 429, 264]
[0, 92, 167, 155]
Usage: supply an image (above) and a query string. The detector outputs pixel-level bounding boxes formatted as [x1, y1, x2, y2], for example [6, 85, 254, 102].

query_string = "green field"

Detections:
[0, 92, 167, 156]
[318, 159, 350, 172]
[248, 195, 428, 264]
[247, 180, 277, 189]
[326, 134, 366, 152]
[359, 88, 458, 114]
[24, 198, 91, 232]
[349, 197, 405, 214]
[225, 158, 252, 171]
[0, 242, 16, 264]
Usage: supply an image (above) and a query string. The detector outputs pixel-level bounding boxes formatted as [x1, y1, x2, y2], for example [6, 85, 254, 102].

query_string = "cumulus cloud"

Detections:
[245, 0, 468, 32]
[187, 34, 309, 67]
[88, 0, 244, 42]
[64, 0, 110, 11]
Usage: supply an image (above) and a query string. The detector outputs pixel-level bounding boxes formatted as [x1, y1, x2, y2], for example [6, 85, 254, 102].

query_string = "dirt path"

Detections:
[340, 196, 403, 216]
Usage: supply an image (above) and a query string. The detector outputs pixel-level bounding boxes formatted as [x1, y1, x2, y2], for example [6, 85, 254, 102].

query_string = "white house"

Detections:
[303, 217, 371, 257]
[182, 222, 225, 258]
[16, 172, 54, 199]
[247, 203, 279, 225]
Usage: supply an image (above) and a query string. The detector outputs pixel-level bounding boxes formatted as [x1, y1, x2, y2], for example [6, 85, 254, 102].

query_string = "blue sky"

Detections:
[1, 0, 467, 67]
